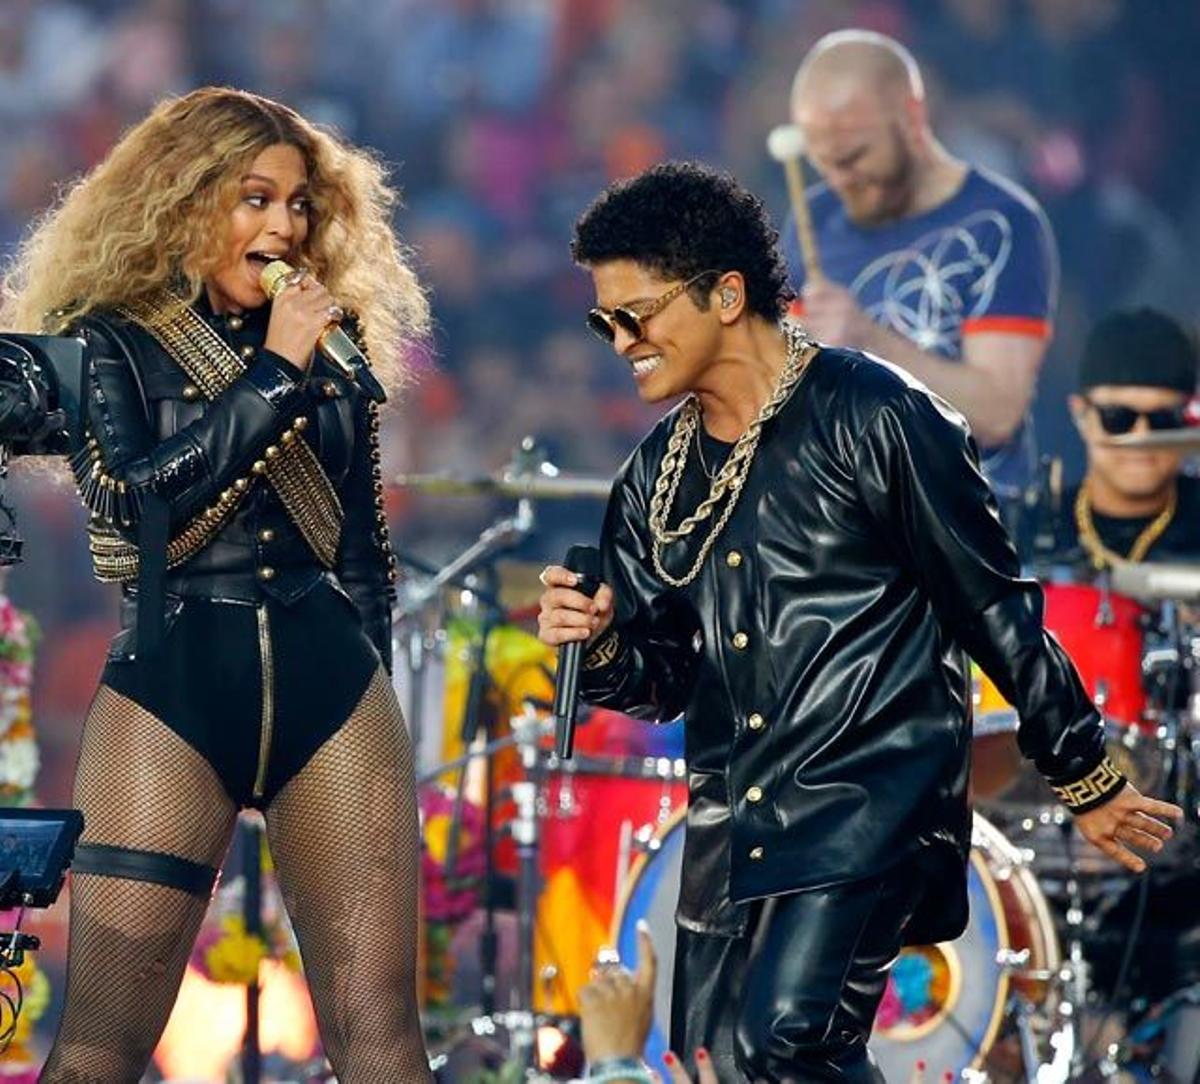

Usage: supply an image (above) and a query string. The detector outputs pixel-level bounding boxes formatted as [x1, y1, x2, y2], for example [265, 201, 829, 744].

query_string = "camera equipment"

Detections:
[0, 333, 87, 565]
[0, 808, 84, 912]
[0, 808, 83, 1051]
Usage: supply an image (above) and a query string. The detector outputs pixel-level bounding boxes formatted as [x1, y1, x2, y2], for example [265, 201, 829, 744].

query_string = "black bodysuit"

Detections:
[74, 293, 397, 808]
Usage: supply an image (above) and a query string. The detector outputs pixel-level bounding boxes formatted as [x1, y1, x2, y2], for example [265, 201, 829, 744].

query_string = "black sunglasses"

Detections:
[1084, 397, 1189, 435]
[586, 270, 721, 344]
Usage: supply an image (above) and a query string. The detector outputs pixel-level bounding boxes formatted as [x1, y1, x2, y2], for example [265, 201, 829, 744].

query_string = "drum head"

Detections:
[612, 808, 686, 1077]
[871, 815, 1059, 1079]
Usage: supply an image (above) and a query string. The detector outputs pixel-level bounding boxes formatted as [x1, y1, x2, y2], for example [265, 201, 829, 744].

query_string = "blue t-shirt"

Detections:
[783, 166, 1058, 498]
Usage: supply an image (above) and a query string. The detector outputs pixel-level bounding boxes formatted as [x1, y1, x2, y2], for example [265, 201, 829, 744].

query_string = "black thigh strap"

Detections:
[72, 842, 218, 898]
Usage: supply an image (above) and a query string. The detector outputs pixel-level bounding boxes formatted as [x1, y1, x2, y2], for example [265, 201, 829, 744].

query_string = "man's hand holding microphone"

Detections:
[539, 546, 611, 758]
[537, 564, 615, 649]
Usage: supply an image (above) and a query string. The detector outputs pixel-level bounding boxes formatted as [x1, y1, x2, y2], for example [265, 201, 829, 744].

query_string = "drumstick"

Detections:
[767, 123, 823, 284]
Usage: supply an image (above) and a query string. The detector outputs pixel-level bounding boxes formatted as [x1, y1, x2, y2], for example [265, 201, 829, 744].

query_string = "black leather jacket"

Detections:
[74, 298, 396, 667]
[581, 346, 1115, 943]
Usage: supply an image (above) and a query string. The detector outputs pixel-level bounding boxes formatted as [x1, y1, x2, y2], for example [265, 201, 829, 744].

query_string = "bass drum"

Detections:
[871, 815, 1060, 1080]
[612, 813, 1059, 1082]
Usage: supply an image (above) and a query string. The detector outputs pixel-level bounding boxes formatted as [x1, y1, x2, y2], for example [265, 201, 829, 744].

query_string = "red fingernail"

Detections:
[697, 1049, 708, 1062]
[663, 1052, 676, 1066]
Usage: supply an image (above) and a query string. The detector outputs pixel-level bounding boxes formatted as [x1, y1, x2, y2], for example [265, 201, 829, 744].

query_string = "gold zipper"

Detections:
[253, 605, 275, 800]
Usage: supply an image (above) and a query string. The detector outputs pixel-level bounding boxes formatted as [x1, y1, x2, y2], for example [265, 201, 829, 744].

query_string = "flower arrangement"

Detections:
[0, 596, 39, 804]
[0, 951, 51, 1082]
[0, 590, 46, 1081]
[189, 830, 302, 985]
[420, 784, 485, 1007]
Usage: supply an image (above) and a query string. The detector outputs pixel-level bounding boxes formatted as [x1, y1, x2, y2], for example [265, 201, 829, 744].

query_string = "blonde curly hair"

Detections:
[1, 86, 428, 395]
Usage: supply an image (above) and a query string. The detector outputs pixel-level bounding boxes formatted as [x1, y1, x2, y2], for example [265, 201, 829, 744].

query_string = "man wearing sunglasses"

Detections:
[1035, 308, 1200, 570]
[538, 162, 1180, 1083]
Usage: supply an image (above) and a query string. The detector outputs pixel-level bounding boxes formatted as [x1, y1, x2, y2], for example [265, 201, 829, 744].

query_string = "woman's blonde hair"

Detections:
[1, 86, 428, 394]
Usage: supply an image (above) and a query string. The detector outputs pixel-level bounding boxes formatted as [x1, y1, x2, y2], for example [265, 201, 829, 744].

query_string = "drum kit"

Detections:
[399, 431, 1200, 1084]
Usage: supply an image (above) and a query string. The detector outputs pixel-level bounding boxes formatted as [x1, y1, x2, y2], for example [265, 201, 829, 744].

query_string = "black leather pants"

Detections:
[670, 868, 922, 1082]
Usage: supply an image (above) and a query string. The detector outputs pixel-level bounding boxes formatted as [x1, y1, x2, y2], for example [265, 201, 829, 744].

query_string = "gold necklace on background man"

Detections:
[1074, 480, 1177, 571]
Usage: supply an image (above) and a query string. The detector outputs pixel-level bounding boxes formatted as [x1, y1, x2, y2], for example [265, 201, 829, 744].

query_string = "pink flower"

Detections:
[0, 1069, 39, 1083]
[420, 786, 485, 922]
[0, 662, 31, 689]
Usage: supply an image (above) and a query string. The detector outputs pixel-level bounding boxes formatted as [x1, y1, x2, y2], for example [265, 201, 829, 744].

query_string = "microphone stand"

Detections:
[508, 701, 551, 1072]
[431, 500, 535, 1017]
[240, 814, 263, 1084]
[395, 502, 533, 758]
[444, 568, 504, 1017]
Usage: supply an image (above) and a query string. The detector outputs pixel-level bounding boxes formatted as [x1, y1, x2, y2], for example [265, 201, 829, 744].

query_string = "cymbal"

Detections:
[1104, 428, 1200, 451]
[393, 471, 612, 499]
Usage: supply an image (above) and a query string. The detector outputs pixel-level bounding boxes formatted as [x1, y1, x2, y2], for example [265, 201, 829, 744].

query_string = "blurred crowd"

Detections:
[1, 0, 1198, 804]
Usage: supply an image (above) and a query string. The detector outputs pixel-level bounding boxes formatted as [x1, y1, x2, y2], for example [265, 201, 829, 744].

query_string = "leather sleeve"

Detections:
[852, 385, 1121, 810]
[335, 390, 396, 671]
[76, 314, 305, 537]
[579, 454, 700, 721]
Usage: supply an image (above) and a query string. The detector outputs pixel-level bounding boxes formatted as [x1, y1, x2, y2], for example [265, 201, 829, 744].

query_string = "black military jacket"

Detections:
[581, 346, 1115, 943]
[73, 296, 395, 666]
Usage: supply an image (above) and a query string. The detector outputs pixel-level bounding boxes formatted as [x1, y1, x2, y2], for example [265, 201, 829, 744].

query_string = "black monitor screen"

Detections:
[0, 809, 83, 908]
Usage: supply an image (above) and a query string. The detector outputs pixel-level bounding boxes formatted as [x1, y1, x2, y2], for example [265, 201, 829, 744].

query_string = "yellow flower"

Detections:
[424, 813, 451, 865]
[20, 963, 50, 1022]
[204, 915, 268, 985]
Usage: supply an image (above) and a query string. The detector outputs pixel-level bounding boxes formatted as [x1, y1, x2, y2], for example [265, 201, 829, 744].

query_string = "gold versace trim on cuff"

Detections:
[582, 628, 621, 671]
[1051, 756, 1126, 813]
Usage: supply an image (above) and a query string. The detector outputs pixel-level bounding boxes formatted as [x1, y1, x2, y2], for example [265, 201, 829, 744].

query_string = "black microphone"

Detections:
[259, 259, 388, 403]
[553, 544, 602, 759]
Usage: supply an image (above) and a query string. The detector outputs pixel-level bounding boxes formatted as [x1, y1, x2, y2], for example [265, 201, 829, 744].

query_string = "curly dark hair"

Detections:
[571, 161, 794, 320]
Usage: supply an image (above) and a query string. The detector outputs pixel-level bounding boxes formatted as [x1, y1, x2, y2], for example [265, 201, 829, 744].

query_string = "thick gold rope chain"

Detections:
[648, 322, 815, 588]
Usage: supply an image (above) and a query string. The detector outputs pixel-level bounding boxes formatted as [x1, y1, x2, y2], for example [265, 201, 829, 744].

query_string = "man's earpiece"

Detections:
[720, 288, 737, 309]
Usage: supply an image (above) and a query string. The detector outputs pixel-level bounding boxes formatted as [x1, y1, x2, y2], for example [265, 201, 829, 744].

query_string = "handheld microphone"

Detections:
[553, 544, 603, 759]
[259, 259, 387, 403]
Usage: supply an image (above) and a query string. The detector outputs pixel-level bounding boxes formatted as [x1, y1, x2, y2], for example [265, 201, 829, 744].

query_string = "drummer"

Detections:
[1031, 306, 1200, 1084]
[1033, 308, 1200, 569]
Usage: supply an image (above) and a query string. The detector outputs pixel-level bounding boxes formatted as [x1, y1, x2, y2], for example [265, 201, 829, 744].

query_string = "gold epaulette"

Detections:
[76, 291, 344, 578]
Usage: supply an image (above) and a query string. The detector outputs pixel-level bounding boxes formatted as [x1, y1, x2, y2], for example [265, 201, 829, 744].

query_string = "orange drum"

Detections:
[534, 760, 686, 1014]
[973, 580, 1162, 816]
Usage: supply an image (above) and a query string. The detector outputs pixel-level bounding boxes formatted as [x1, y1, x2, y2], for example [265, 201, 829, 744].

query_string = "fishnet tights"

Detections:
[41, 668, 430, 1084]
[264, 666, 431, 1083]
[40, 685, 238, 1083]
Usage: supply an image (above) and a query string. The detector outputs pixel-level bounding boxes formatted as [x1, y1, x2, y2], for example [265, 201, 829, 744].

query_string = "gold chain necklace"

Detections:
[648, 322, 815, 588]
[693, 424, 723, 481]
[1074, 481, 1176, 570]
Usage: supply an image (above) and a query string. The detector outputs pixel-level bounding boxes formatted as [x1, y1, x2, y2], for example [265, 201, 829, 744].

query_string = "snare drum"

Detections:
[611, 813, 1059, 1081]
